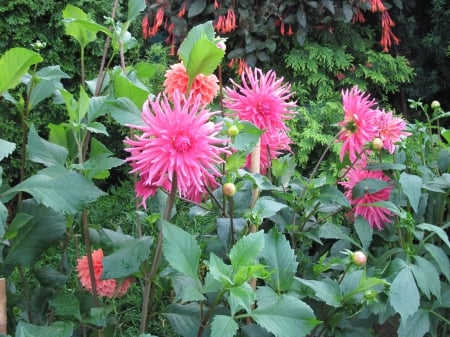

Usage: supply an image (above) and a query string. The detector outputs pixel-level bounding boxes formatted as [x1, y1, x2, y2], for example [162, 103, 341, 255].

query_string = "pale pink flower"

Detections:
[340, 165, 393, 230]
[164, 62, 219, 105]
[374, 109, 410, 154]
[77, 249, 133, 298]
[338, 86, 378, 163]
[124, 91, 228, 204]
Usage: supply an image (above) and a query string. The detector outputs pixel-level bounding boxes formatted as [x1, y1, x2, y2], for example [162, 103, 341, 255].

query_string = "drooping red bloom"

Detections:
[164, 62, 219, 105]
[374, 109, 410, 154]
[228, 58, 249, 75]
[215, 8, 237, 33]
[370, 0, 387, 12]
[124, 91, 228, 204]
[77, 249, 133, 298]
[380, 11, 400, 52]
[337, 86, 378, 163]
[340, 165, 393, 230]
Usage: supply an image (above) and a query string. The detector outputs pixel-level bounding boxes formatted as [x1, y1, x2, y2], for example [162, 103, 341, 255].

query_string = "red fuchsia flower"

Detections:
[337, 86, 378, 163]
[340, 165, 393, 230]
[374, 109, 410, 154]
[124, 91, 228, 204]
[163, 62, 219, 105]
[77, 249, 133, 298]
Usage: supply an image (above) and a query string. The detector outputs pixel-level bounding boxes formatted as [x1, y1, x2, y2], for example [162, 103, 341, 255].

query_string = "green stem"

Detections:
[197, 289, 227, 337]
[426, 309, 450, 325]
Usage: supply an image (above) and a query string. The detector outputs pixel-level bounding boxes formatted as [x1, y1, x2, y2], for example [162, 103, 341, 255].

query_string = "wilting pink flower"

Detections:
[77, 249, 133, 298]
[124, 91, 228, 204]
[340, 165, 393, 230]
[374, 109, 410, 154]
[164, 62, 219, 105]
[338, 87, 378, 162]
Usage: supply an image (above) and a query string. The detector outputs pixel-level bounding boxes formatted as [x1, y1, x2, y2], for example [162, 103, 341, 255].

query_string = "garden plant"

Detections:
[0, 0, 449, 337]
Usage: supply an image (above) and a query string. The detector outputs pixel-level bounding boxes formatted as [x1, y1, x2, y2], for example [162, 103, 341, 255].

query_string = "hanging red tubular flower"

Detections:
[177, 1, 186, 17]
[142, 14, 149, 39]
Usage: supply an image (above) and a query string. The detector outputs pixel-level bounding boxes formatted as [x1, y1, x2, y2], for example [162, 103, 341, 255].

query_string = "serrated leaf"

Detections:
[354, 216, 373, 250]
[229, 230, 264, 270]
[0, 47, 43, 92]
[27, 125, 68, 167]
[163, 221, 201, 283]
[397, 309, 429, 337]
[107, 97, 145, 126]
[35, 266, 69, 288]
[3, 212, 34, 240]
[127, 0, 146, 22]
[411, 255, 440, 299]
[163, 303, 204, 337]
[229, 283, 255, 315]
[113, 70, 149, 110]
[317, 222, 357, 245]
[16, 321, 73, 337]
[211, 315, 238, 337]
[352, 178, 391, 199]
[62, 5, 101, 48]
[261, 229, 298, 292]
[252, 295, 319, 337]
[103, 236, 153, 278]
[424, 243, 450, 281]
[49, 293, 82, 322]
[3, 166, 106, 213]
[318, 185, 350, 207]
[253, 197, 287, 218]
[399, 173, 422, 213]
[178, 21, 215, 68]
[417, 223, 450, 248]
[0, 139, 15, 162]
[297, 278, 343, 307]
[389, 267, 420, 322]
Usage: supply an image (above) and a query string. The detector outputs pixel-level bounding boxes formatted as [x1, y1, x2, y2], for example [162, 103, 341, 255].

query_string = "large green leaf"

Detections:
[16, 321, 73, 337]
[424, 243, 450, 281]
[389, 267, 420, 322]
[232, 121, 264, 154]
[162, 221, 202, 284]
[211, 315, 238, 337]
[352, 178, 391, 199]
[208, 252, 234, 286]
[0, 139, 15, 162]
[318, 185, 350, 207]
[113, 69, 149, 110]
[27, 125, 68, 167]
[354, 216, 373, 250]
[0, 47, 43, 93]
[229, 283, 255, 315]
[3, 166, 106, 213]
[251, 295, 320, 337]
[4, 199, 66, 267]
[107, 97, 145, 126]
[163, 303, 205, 337]
[297, 278, 343, 307]
[29, 66, 70, 109]
[397, 309, 430, 337]
[399, 173, 422, 213]
[253, 197, 288, 218]
[260, 229, 298, 292]
[417, 223, 450, 248]
[229, 230, 264, 270]
[127, 0, 146, 22]
[102, 236, 153, 279]
[178, 21, 215, 68]
[411, 255, 440, 299]
[49, 293, 82, 322]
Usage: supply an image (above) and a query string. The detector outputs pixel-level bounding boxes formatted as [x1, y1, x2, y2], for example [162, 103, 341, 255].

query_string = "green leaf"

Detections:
[188, 0, 207, 17]
[389, 267, 420, 322]
[2, 212, 34, 240]
[178, 21, 215, 69]
[103, 236, 153, 278]
[5, 200, 66, 267]
[397, 309, 430, 337]
[163, 221, 202, 283]
[81, 153, 123, 180]
[35, 266, 69, 288]
[417, 223, 450, 248]
[87, 306, 114, 327]
[253, 196, 288, 218]
[107, 97, 144, 126]
[317, 222, 357, 245]
[352, 178, 391, 199]
[127, 0, 146, 22]
[49, 293, 82, 322]
[27, 125, 68, 167]
[208, 252, 234, 286]
[399, 173, 422, 213]
[424, 243, 450, 281]
[86, 121, 108, 136]
[0, 47, 43, 93]
[16, 321, 73, 337]
[411, 255, 440, 299]
[261, 229, 298, 292]
[113, 69, 149, 110]
[3, 166, 106, 214]
[163, 303, 204, 337]
[0, 139, 15, 162]
[252, 295, 320, 337]
[29, 66, 70, 109]
[62, 5, 100, 48]
[229, 230, 264, 270]
[297, 278, 343, 307]
[232, 121, 264, 153]
[211, 315, 239, 337]
[354, 216, 373, 250]
[318, 185, 350, 207]
[229, 283, 255, 315]
[225, 152, 247, 172]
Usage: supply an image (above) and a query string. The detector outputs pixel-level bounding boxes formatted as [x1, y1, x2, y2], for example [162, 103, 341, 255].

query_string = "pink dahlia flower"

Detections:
[374, 109, 410, 154]
[338, 87, 378, 163]
[224, 67, 296, 133]
[124, 91, 228, 204]
[340, 165, 393, 230]
[77, 249, 133, 298]
[164, 62, 219, 105]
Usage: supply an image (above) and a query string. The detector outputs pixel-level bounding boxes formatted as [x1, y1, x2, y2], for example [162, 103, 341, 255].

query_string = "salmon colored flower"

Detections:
[124, 91, 228, 203]
[340, 165, 393, 230]
[214, 8, 237, 33]
[77, 249, 133, 298]
[164, 62, 219, 105]
[337, 86, 377, 162]
[374, 109, 410, 154]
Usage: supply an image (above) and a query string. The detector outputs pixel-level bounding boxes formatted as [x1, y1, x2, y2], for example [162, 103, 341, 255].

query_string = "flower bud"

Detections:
[371, 137, 383, 151]
[364, 290, 377, 300]
[223, 182, 236, 197]
[216, 40, 226, 51]
[431, 100, 441, 110]
[227, 125, 239, 137]
[352, 251, 367, 266]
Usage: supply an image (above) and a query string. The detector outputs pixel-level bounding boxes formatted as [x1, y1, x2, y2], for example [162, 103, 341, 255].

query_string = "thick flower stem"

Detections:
[140, 173, 178, 333]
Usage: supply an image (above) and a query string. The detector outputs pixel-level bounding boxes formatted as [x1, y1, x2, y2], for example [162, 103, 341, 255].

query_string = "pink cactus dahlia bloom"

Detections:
[164, 62, 219, 105]
[340, 165, 393, 230]
[374, 109, 410, 154]
[77, 249, 133, 298]
[338, 87, 378, 162]
[124, 91, 228, 205]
